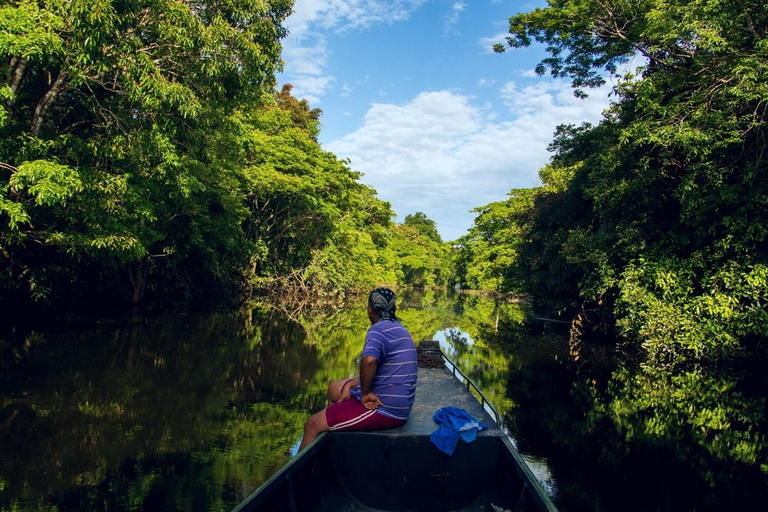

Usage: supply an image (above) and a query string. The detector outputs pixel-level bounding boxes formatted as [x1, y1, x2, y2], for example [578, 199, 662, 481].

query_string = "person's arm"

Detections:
[359, 355, 382, 410]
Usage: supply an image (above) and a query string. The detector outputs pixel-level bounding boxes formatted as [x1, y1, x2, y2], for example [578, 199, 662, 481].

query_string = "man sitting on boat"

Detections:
[298, 288, 418, 451]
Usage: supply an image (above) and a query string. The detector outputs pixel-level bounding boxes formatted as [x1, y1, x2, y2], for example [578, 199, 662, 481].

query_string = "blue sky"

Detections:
[278, 0, 615, 241]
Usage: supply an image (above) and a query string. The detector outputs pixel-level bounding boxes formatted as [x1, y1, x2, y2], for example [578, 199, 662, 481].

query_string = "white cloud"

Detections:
[444, 2, 467, 35]
[339, 75, 370, 98]
[291, 76, 335, 104]
[281, 33, 334, 101]
[290, 0, 429, 34]
[282, 35, 328, 76]
[477, 78, 496, 87]
[328, 81, 612, 240]
[282, 1, 428, 102]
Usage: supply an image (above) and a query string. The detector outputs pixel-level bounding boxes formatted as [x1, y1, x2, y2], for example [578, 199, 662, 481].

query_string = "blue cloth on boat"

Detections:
[430, 406, 488, 456]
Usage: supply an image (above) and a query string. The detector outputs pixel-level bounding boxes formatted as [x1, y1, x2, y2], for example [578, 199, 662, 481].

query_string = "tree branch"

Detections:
[31, 70, 68, 136]
[0, 162, 19, 174]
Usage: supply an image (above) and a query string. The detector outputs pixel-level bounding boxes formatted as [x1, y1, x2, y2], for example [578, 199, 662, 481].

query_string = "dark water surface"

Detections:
[1, 290, 766, 511]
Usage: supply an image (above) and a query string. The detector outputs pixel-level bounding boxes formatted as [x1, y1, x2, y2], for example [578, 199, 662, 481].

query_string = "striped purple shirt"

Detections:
[349, 319, 418, 420]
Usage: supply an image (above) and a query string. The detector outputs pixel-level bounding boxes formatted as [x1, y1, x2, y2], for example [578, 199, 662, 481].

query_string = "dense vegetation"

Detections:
[2, 0, 765, 491]
[459, 0, 768, 355]
[0, 1, 452, 315]
[455, 0, 768, 472]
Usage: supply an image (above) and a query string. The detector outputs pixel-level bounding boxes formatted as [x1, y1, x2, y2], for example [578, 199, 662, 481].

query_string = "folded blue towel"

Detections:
[430, 406, 488, 456]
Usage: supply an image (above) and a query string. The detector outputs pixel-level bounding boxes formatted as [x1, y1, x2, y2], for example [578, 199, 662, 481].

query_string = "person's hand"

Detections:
[361, 392, 382, 410]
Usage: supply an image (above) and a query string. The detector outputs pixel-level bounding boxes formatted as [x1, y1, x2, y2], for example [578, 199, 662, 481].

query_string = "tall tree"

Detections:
[492, 0, 768, 354]
[404, 211, 442, 244]
[0, 0, 293, 310]
[390, 213, 451, 288]
[482, 0, 768, 464]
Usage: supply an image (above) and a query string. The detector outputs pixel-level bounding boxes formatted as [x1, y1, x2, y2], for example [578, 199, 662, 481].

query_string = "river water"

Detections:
[1, 290, 766, 511]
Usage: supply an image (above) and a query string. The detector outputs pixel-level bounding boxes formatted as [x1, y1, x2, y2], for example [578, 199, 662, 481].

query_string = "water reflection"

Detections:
[0, 290, 765, 511]
[0, 310, 313, 511]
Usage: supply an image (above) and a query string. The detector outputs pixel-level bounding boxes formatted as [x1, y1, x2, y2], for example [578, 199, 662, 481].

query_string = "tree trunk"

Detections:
[130, 259, 145, 321]
[31, 70, 67, 136]
[4, 56, 27, 122]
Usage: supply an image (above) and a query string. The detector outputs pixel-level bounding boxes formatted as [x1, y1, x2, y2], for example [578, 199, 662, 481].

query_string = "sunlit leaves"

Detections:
[0, 1, 63, 61]
[235, 96, 396, 292]
[10, 160, 82, 207]
[0, 1, 293, 307]
[389, 219, 451, 288]
[454, 191, 536, 293]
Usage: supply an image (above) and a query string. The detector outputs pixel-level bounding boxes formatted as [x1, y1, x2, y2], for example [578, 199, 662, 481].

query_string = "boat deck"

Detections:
[365, 364, 501, 437]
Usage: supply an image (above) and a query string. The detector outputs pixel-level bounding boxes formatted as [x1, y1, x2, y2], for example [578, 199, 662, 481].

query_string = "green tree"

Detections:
[454, 189, 537, 293]
[506, 0, 766, 342]
[0, 0, 293, 311]
[232, 92, 397, 297]
[404, 211, 442, 244]
[275, 83, 323, 141]
[486, 0, 768, 466]
[389, 213, 451, 288]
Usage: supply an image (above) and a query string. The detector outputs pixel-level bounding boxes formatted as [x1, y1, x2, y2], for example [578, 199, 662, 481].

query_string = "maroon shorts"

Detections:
[326, 398, 406, 432]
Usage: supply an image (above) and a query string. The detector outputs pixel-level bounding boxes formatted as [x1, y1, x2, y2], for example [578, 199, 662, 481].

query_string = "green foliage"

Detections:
[404, 211, 442, 243]
[230, 95, 398, 296]
[304, 217, 398, 294]
[0, 1, 453, 310]
[389, 216, 451, 288]
[617, 260, 768, 368]
[0, 0, 295, 310]
[454, 189, 536, 293]
[469, 0, 768, 331]
[275, 83, 323, 140]
[453, 0, 768, 471]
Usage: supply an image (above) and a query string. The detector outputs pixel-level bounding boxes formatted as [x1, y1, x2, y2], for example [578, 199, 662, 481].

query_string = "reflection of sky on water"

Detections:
[433, 327, 474, 357]
[290, 438, 301, 457]
[522, 454, 558, 498]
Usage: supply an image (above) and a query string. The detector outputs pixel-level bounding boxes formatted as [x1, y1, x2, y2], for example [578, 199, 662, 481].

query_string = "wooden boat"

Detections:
[234, 342, 557, 512]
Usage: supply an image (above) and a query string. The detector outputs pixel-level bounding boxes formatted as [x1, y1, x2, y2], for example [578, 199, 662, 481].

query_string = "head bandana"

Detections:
[368, 288, 397, 321]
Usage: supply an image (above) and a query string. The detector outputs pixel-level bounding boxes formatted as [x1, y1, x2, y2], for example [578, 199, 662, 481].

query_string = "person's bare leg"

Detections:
[327, 379, 347, 405]
[299, 409, 329, 452]
[327, 378, 358, 405]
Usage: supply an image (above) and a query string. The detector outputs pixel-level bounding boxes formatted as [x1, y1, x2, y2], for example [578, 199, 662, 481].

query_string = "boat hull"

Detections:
[235, 431, 553, 512]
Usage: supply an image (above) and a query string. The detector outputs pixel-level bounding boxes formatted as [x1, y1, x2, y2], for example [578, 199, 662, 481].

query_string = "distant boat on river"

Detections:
[233, 341, 557, 512]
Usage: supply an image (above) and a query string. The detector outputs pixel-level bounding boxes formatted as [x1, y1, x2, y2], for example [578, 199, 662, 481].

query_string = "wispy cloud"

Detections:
[328, 80, 612, 240]
[290, 0, 429, 34]
[444, 2, 467, 35]
[478, 31, 508, 53]
[282, 0, 429, 102]
[477, 78, 496, 87]
[339, 75, 370, 98]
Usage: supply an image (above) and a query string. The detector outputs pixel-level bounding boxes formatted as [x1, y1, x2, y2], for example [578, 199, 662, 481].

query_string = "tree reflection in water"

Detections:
[0, 290, 765, 511]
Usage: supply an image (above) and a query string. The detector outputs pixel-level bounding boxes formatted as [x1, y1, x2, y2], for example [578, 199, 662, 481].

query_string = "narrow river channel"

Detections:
[1, 290, 766, 511]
